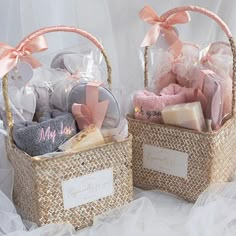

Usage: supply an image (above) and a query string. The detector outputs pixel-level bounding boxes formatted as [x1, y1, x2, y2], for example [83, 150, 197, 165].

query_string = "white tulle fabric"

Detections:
[2, 183, 236, 235]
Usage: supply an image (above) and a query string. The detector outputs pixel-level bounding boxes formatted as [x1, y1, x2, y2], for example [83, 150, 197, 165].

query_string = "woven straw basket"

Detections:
[127, 6, 236, 202]
[2, 26, 133, 230]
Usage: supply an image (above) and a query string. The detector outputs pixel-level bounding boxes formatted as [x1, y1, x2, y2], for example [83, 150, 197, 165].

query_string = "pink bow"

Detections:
[0, 35, 48, 78]
[139, 5, 190, 56]
[72, 81, 109, 130]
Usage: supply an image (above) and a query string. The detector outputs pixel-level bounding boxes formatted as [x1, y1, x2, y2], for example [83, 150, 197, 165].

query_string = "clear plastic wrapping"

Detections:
[0, 42, 125, 157]
[0, 62, 36, 126]
[136, 41, 233, 131]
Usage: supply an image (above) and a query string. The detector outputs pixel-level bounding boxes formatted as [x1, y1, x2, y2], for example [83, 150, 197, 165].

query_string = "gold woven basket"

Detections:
[2, 26, 133, 230]
[127, 6, 236, 202]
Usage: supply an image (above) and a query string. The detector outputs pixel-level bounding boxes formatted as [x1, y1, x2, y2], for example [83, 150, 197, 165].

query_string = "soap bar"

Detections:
[59, 124, 105, 152]
[162, 102, 206, 131]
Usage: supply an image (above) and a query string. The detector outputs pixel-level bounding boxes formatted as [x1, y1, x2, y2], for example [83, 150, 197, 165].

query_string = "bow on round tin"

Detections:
[72, 81, 109, 130]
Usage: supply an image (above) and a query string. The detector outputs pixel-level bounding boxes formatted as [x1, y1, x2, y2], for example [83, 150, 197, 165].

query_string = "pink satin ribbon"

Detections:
[139, 5, 190, 56]
[72, 81, 109, 130]
[0, 35, 48, 78]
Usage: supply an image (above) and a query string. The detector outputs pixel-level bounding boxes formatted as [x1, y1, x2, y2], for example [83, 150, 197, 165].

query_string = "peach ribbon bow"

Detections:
[139, 5, 190, 56]
[0, 35, 48, 78]
[72, 81, 109, 130]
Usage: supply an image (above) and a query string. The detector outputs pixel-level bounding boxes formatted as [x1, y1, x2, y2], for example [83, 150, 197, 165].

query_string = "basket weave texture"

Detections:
[128, 6, 236, 202]
[2, 26, 133, 230]
[6, 137, 133, 229]
[128, 116, 236, 202]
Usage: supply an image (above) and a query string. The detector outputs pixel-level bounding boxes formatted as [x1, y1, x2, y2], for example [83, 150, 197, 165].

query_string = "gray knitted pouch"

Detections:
[13, 110, 78, 156]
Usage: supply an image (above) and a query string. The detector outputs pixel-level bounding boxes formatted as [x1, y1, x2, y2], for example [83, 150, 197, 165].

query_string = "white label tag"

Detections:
[62, 168, 114, 209]
[8, 62, 33, 89]
[143, 144, 188, 178]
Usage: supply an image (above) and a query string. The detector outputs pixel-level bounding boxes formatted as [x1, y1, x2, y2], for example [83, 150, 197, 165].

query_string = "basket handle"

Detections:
[2, 26, 112, 143]
[143, 6, 236, 115]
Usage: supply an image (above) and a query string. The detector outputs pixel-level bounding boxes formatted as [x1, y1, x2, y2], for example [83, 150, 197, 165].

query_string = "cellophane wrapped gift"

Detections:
[127, 5, 236, 202]
[0, 26, 133, 230]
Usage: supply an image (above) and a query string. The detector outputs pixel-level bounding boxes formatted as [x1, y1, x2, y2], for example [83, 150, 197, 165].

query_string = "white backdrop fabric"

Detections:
[0, 0, 236, 235]
[0, 0, 236, 111]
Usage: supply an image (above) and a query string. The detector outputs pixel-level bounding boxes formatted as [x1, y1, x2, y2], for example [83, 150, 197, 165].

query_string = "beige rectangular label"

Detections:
[143, 144, 188, 178]
[62, 168, 114, 209]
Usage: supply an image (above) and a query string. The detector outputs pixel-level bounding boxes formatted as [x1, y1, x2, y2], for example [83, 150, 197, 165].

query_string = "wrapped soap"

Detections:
[162, 102, 207, 131]
[59, 124, 105, 152]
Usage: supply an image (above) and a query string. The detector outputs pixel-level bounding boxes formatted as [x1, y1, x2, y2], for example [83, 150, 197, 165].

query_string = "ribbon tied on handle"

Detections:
[72, 81, 109, 130]
[0, 35, 48, 78]
[139, 5, 191, 57]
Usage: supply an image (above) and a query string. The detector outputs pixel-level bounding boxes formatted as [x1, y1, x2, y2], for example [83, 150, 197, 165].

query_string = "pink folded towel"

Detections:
[133, 84, 207, 123]
[160, 84, 207, 111]
[133, 89, 186, 122]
